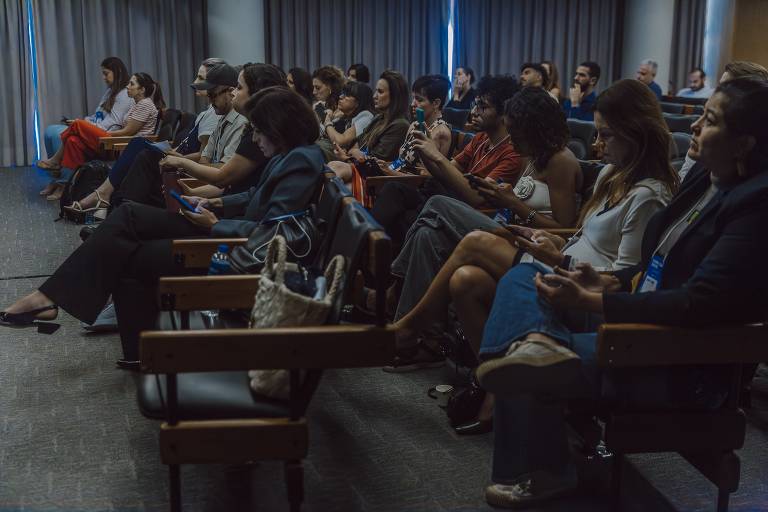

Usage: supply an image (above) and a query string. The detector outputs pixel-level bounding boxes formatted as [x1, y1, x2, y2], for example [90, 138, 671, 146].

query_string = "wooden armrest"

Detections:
[596, 323, 768, 367]
[366, 175, 427, 193]
[99, 135, 158, 150]
[160, 418, 308, 464]
[140, 325, 397, 373]
[172, 238, 248, 268]
[179, 177, 206, 189]
[159, 275, 258, 311]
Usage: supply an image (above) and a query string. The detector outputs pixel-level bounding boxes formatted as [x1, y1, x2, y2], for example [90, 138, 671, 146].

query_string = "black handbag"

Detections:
[229, 208, 320, 274]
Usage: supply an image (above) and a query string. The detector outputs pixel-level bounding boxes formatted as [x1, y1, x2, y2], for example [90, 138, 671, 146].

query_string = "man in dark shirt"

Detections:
[562, 61, 600, 121]
[636, 59, 663, 99]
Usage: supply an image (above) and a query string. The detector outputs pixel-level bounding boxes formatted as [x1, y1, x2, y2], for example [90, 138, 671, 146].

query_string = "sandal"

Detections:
[36, 160, 61, 171]
[0, 305, 59, 326]
[63, 191, 110, 213]
[383, 338, 445, 373]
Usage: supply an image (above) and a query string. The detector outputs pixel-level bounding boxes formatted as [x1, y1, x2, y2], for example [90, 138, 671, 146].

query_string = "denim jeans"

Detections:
[108, 137, 169, 187]
[482, 263, 730, 484]
[43, 124, 68, 158]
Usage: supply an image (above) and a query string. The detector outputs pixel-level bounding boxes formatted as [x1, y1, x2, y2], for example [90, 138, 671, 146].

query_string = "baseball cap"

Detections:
[190, 63, 238, 90]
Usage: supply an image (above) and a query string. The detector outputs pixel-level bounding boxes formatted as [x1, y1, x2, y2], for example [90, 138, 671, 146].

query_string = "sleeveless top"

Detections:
[512, 159, 581, 221]
[396, 118, 450, 173]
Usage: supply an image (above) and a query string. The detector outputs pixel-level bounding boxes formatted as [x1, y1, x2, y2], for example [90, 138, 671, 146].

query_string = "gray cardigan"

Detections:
[211, 144, 325, 238]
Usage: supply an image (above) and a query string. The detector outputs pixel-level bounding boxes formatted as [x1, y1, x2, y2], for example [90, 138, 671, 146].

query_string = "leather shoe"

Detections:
[115, 359, 140, 371]
[454, 418, 493, 436]
[80, 225, 97, 242]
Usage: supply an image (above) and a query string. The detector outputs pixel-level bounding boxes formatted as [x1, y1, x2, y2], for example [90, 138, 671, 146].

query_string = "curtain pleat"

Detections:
[0, 0, 35, 167]
[670, 0, 707, 93]
[454, 0, 621, 96]
[32, 0, 207, 149]
[265, 0, 449, 86]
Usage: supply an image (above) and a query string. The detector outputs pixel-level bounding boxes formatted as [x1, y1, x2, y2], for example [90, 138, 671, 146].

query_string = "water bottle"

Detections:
[201, 244, 231, 322]
[84, 211, 95, 225]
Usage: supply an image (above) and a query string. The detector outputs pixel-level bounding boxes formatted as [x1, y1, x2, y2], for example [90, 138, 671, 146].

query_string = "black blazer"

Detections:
[604, 164, 768, 326]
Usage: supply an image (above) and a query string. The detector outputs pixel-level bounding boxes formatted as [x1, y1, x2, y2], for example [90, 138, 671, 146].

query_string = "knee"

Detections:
[327, 161, 352, 182]
[450, 265, 495, 300]
[456, 230, 498, 256]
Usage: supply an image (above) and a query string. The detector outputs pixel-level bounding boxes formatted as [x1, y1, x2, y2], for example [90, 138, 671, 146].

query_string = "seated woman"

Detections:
[541, 60, 561, 100]
[311, 66, 345, 124]
[40, 56, 133, 200]
[287, 67, 314, 104]
[37, 72, 164, 174]
[327, 70, 411, 201]
[65, 59, 228, 212]
[446, 66, 477, 110]
[389, 80, 679, 375]
[474, 77, 768, 509]
[0, 87, 324, 365]
[347, 63, 370, 83]
[321, 81, 375, 149]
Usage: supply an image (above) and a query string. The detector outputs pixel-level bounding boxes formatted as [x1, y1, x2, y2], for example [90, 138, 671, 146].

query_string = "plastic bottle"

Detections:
[208, 244, 231, 275]
[202, 245, 231, 321]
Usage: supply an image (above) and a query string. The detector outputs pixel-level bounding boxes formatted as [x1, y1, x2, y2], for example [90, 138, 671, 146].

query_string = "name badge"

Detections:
[638, 254, 664, 293]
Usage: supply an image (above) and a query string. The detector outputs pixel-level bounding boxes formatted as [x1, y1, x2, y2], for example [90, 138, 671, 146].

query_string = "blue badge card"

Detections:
[638, 254, 665, 293]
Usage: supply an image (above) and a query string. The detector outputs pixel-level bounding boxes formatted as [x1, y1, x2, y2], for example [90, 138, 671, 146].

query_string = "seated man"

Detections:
[636, 59, 663, 99]
[562, 61, 600, 121]
[676, 67, 714, 99]
[519, 62, 549, 89]
[475, 78, 768, 509]
[370, 75, 523, 248]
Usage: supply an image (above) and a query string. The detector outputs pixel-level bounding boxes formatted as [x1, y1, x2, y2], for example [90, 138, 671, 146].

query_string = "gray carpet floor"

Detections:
[0, 166, 766, 511]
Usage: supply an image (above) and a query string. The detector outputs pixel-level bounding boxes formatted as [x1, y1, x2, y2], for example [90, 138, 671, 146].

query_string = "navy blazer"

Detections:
[604, 164, 768, 326]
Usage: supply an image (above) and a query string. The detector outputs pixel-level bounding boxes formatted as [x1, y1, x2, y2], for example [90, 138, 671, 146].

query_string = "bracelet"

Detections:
[522, 209, 537, 225]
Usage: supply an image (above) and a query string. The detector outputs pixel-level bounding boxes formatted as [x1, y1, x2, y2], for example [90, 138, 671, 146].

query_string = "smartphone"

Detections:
[415, 107, 426, 133]
[463, 172, 482, 186]
[60, 116, 69, 124]
[170, 189, 198, 212]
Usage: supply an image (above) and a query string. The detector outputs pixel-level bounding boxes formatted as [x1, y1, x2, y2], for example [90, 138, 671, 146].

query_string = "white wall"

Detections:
[207, 0, 265, 65]
[621, 0, 676, 94]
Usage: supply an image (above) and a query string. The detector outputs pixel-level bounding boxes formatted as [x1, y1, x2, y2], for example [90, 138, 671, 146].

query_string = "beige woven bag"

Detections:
[248, 235, 345, 399]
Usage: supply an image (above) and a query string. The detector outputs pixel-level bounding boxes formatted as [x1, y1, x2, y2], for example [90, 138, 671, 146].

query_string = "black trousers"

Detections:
[110, 149, 166, 210]
[39, 202, 206, 359]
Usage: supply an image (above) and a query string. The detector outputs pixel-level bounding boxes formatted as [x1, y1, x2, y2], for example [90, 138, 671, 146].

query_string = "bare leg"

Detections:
[37, 144, 65, 169]
[394, 231, 518, 343]
[327, 161, 353, 183]
[2, 290, 58, 320]
[450, 265, 497, 355]
[73, 178, 114, 209]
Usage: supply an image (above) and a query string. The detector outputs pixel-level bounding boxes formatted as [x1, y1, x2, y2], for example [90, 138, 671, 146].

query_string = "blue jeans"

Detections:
[481, 263, 730, 484]
[43, 124, 68, 158]
[108, 137, 169, 187]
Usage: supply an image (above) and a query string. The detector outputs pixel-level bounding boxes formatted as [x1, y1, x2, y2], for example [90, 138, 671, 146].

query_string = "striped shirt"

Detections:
[127, 98, 158, 137]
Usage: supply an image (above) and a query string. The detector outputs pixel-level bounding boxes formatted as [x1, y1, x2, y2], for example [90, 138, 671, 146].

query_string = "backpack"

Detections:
[58, 160, 110, 223]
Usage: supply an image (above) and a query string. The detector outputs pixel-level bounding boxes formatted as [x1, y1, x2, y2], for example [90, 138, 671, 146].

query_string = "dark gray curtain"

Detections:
[670, 0, 706, 94]
[1, 0, 36, 167]
[454, 0, 623, 95]
[32, 0, 207, 139]
[265, 0, 449, 86]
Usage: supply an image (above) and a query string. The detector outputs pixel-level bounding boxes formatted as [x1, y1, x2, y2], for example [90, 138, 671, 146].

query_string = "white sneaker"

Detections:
[476, 337, 581, 397]
[485, 470, 577, 508]
[81, 303, 118, 333]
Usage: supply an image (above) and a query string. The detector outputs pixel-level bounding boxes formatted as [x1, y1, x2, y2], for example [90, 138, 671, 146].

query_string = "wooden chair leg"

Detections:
[169, 464, 182, 512]
[284, 459, 304, 512]
[717, 488, 730, 512]
[611, 453, 623, 510]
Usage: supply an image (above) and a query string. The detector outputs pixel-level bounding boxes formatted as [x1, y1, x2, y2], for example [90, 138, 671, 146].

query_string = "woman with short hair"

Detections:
[322, 81, 375, 147]
[1, 86, 325, 367]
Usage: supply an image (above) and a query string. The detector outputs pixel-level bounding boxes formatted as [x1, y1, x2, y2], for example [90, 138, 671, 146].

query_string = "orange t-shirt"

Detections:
[453, 132, 522, 185]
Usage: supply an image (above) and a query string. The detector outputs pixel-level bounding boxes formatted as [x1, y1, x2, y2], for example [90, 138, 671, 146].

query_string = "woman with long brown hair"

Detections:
[388, 80, 679, 380]
[541, 60, 561, 100]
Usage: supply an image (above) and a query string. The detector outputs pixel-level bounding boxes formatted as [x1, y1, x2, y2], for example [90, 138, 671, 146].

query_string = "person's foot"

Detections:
[39, 181, 58, 196]
[36, 159, 61, 170]
[72, 191, 99, 210]
[383, 336, 445, 373]
[0, 291, 58, 325]
[45, 183, 64, 201]
[81, 303, 118, 332]
[485, 470, 577, 508]
[476, 336, 581, 398]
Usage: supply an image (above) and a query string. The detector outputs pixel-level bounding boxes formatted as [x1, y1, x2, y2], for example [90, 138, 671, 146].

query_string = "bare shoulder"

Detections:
[547, 148, 580, 175]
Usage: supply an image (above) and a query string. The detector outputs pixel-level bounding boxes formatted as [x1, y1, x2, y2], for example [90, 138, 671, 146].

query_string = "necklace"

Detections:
[467, 134, 511, 175]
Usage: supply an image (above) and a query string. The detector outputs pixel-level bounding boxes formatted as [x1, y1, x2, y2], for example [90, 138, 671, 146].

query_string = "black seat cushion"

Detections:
[137, 371, 291, 420]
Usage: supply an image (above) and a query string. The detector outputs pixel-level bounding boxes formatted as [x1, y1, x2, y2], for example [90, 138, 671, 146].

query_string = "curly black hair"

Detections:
[475, 75, 521, 115]
[504, 87, 568, 170]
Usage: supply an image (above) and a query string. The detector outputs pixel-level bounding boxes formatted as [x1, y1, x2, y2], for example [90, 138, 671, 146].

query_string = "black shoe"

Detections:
[0, 305, 58, 326]
[80, 225, 97, 242]
[454, 418, 493, 436]
[446, 376, 486, 427]
[116, 359, 140, 371]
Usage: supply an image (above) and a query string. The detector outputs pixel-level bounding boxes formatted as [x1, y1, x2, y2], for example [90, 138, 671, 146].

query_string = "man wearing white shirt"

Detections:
[676, 67, 714, 99]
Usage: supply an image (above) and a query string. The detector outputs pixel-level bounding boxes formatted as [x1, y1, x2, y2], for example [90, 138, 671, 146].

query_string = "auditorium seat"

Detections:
[663, 113, 699, 134]
[567, 119, 596, 160]
[660, 101, 685, 114]
[443, 107, 471, 130]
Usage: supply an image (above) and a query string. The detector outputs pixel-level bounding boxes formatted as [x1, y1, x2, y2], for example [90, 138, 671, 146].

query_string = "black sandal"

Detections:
[0, 305, 59, 326]
[383, 338, 445, 373]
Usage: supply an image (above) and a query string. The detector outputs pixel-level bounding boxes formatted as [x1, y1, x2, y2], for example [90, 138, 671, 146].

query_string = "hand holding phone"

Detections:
[170, 189, 198, 212]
